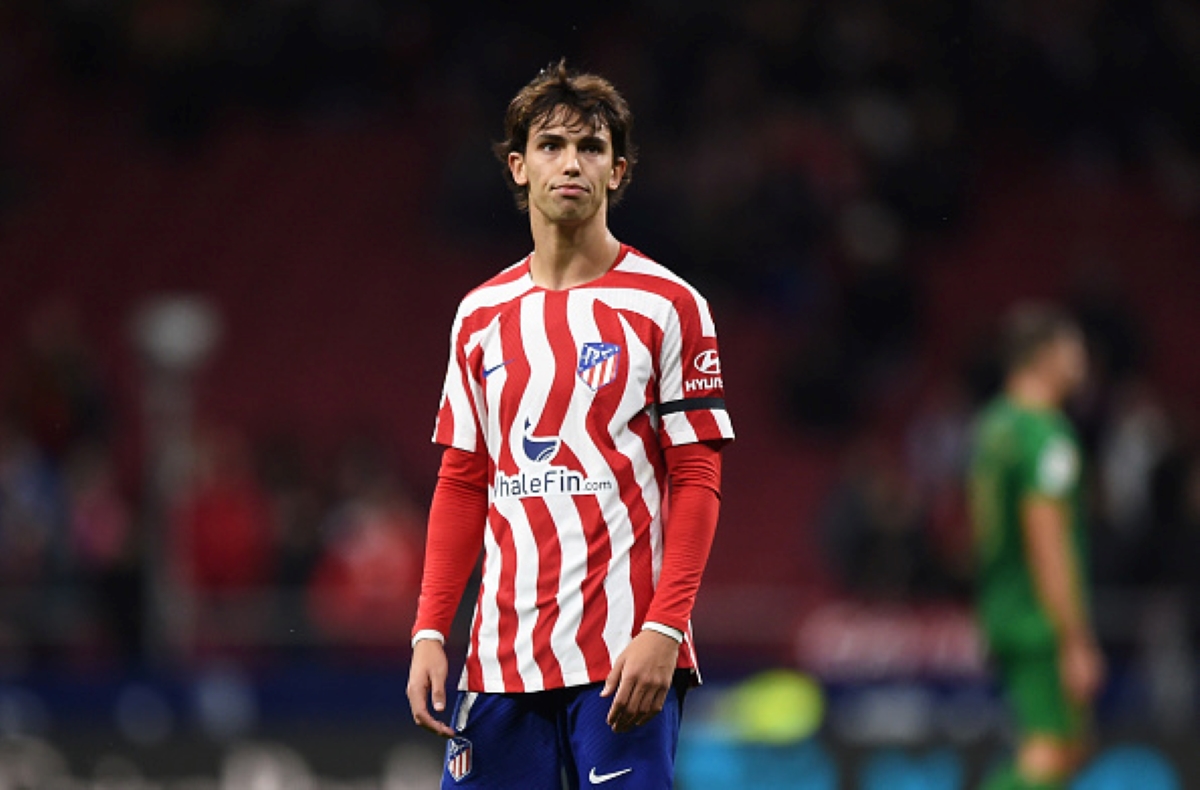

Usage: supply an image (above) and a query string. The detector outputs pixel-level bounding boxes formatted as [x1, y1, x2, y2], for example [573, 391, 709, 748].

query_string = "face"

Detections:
[1046, 330, 1088, 397]
[508, 109, 627, 226]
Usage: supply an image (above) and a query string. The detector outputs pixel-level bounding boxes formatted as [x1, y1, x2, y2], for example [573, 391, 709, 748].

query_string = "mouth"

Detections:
[554, 183, 590, 197]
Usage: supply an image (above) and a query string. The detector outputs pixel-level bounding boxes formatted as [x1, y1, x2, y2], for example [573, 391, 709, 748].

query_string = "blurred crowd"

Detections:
[818, 265, 1200, 612]
[1, 302, 425, 668]
[2, 0, 1200, 672]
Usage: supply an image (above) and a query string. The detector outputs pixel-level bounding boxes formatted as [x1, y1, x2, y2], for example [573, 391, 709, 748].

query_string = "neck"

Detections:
[1007, 371, 1062, 410]
[528, 210, 620, 290]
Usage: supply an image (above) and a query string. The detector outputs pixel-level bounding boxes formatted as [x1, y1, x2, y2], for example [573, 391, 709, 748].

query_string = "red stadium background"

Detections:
[1, 1, 1199, 787]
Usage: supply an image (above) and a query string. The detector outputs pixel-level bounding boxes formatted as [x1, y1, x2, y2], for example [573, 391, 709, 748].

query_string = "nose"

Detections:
[563, 146, 581, 176]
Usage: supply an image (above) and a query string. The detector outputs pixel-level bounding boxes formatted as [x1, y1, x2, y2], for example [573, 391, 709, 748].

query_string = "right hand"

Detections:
[1059, 634, 1105, 706]
[406, 639, 456, 738]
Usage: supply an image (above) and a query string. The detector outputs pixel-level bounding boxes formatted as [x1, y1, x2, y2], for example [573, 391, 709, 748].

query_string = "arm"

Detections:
[1022, 497, 1104, 704]
[602, 441, 722, 732]
[644, 442, 723, 632]
[406, 446, 488, 738]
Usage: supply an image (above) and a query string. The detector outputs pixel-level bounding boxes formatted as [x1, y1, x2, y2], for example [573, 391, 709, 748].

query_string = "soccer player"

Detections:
[405, 60, 733, 789]
[970, 304, 1105, 790]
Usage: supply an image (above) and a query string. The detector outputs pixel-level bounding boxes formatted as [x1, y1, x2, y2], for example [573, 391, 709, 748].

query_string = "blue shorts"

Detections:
[440, 672, 689, 789]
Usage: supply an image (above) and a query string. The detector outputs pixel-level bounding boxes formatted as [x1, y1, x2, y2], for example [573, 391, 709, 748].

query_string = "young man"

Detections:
[969, 304, 1105, 790]
[406, 61, 733, 788]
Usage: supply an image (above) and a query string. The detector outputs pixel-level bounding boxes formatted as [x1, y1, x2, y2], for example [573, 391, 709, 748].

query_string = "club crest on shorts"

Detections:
[446, 736, 473, 782]
[577, 342, 621, 391]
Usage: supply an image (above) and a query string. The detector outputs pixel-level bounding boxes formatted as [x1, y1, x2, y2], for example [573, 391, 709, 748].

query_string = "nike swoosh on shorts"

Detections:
[589, 767, 633, 784]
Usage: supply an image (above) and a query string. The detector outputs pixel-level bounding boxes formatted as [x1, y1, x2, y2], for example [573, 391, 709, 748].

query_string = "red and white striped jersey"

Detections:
[433, 245, 734, 693]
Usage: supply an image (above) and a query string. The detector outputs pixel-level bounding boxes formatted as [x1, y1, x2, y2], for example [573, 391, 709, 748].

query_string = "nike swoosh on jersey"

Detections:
[588, 767, 632, 784]
[482, 359, 513, 378]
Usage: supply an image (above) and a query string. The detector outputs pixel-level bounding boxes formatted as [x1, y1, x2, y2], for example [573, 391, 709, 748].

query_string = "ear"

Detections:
[609, 157, 627, 190]
[508, 152, 528, 187]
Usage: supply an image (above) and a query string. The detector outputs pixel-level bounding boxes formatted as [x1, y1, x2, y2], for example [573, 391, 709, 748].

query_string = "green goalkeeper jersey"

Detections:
[969, 396, 1087, 653]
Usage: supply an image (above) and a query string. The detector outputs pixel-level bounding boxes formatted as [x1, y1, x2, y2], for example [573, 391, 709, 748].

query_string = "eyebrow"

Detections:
[532, 130, 610, 147]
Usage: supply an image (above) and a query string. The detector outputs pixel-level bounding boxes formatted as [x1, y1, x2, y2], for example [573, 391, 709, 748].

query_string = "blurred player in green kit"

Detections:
[970, 304, 1105, 790]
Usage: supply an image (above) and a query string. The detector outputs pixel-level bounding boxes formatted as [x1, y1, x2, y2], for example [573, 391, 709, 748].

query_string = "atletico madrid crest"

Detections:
[577, 342, 621, 391]
[446, 736, 473, 782]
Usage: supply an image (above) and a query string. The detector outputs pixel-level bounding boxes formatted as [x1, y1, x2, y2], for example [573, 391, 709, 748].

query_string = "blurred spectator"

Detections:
[782, 325, 862, 439]
[1151, 417, 1200, 641]
[874, 89, 970, 232]
[716, 107, 827, 310]
[5, 299, 111, 462]
[65, 443, 131, 581]
[1092, 380, 1170, 585]
[1069, 259, 1147, 387]
[838, 200, 921, 389]
[905, 381, 972, 503]
[820, 438, 958, 601]
[1173, 454, 1200, 647]
[172, 425, 274, 593]
[0, 417, 60, 587]
[308, 435, 422, 648]
[257, 433, 324, 648]
[904, 379, 973, 589]
[0, 415, 66, 668]
[0, 416, 63, 656]
[64, 442, 143, 659]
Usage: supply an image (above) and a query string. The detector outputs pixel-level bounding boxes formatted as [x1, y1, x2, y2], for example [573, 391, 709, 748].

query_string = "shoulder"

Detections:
[1032, 430, 1081, 496]
[615, 248, 710, 307]
[1020, 408, 1075, 452]
[1020, 409, 1081, 494]
[973, 399, 1014, 446]
[1034, 410, 1080, 462]
[453, 258, 533, 323]
[611, 247, 717, 336]
[973, 399, 1037, 470]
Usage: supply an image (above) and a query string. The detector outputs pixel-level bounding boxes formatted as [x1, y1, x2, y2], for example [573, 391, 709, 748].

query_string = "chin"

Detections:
[552, 206, 597, 223]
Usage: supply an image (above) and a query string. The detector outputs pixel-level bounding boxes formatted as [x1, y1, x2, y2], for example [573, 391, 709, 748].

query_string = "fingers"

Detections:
[603, 632, 680, 732]
[606, 675, 669, 733]
[407, 650, 455, 738]
[605, 662, 640, 732]
[409, 682, 455, 738]
[600, 657, 623, 699]
[636, 686, 669, 727]
[406, 685, 431, 729]
[420, 713, 457, 738]
[605, 677, 632, 730]
[431, 678, 447, 713]
[622, 687, 655, 731]
[414, 709, 456, 738]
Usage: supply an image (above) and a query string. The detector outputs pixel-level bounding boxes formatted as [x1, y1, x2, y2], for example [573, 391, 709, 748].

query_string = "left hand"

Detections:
[1059, 633, 1106, 707]
[600, 630, 680, 733]
[406, 639, 456, 738]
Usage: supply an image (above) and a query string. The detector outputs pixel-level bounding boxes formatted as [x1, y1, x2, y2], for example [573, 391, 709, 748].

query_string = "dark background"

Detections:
[1, 0, 1199, 786]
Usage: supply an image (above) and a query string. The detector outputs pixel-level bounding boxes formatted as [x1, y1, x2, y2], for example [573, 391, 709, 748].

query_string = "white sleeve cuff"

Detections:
[642, 622, 684, 643]
[411, 629, 445, 648]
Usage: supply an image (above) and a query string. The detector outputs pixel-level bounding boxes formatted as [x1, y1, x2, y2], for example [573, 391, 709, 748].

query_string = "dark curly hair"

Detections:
[493, 59, 638, 213]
